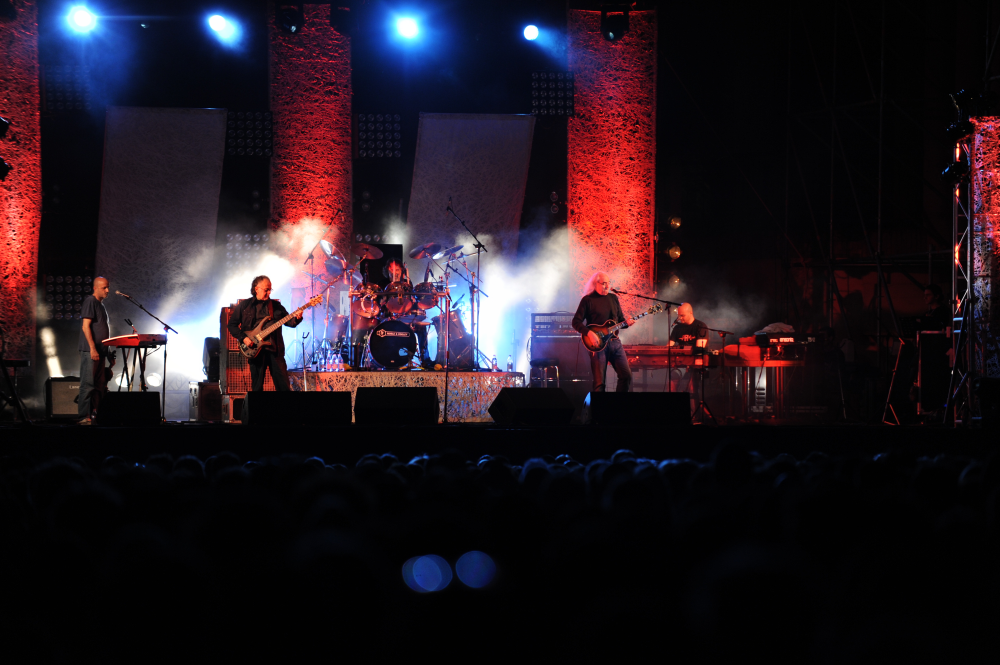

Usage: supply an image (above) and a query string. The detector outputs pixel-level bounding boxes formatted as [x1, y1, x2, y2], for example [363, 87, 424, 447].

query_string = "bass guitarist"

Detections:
[572, 271, 634, 393]
[226, 275, 303, 392]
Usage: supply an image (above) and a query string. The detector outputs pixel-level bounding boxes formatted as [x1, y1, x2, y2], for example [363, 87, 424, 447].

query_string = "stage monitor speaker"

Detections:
[354, 387, 438, 425]
[488, 387, 574, 426]
[243, 391, 353, 426]
[585, 392, 691, 426]
[46, 376, 81, 419]
[96, 392, 162, 426]
[531, 335, 590, 379]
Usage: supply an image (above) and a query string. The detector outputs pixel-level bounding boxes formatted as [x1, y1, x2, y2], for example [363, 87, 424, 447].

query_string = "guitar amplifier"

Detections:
[220, 306, 275, 394]
[531, 312, 577, 335]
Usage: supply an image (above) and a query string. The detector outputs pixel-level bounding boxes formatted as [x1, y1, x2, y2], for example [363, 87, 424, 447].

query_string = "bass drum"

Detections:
[368, 319, 417, 369]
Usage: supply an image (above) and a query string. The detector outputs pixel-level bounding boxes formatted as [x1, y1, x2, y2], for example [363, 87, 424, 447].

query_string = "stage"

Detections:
[284, 370, 525, 423]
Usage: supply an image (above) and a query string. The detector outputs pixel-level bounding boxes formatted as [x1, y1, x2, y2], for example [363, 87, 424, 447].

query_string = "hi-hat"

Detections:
[432, 244, 464, 260]
[408, 242, 442, 259]
[353, 242, 383, 260]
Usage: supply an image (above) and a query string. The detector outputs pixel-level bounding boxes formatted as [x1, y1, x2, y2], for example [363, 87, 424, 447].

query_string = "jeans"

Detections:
[590, 337, 632, 392]
[248, 350, 291, 392]
[78, 349, 109, 418]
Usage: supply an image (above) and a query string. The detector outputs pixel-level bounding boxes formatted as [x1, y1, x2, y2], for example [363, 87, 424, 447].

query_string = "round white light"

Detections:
[68, 6, 96, 32]
[208, 15, 228, 32]
[524, 25, 539, 41]
[396, 17, 418, 39]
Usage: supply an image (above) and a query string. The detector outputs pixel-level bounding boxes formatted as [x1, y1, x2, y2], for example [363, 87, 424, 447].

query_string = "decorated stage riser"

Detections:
[288, 371, 524, 422]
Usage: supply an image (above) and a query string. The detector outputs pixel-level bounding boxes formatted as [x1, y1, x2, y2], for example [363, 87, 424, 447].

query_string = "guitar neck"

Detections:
[608, 309, 654, 333]
[261, 309, 302, 338]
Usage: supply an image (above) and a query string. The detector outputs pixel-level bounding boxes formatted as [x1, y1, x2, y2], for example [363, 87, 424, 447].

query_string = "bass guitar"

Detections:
[582, 303, 664, 352]
[238, 295, 323, 359]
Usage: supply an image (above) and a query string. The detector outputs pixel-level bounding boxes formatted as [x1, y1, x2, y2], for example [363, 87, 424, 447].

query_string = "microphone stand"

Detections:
[446, 204, 488, 371]
[707, 327, 736, 421]
[118, 293, 177, 421]
[612, 289, 683, 393]
[302, 213, 340, 368]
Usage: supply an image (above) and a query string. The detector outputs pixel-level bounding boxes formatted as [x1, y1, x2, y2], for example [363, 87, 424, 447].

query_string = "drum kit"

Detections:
[305, 239, 474, 371]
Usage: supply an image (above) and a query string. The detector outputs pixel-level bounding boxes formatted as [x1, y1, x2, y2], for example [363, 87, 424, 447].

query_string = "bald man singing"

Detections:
[77, 276, 115, 424]
[572, 271, 635, 393]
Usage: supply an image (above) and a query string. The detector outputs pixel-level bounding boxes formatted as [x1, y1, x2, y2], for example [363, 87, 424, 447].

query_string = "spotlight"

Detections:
[667, 243, 682, 260]
[524, 25, 539, 41]
[277, 3, 305, 34]
[396, 17, 418, 39]
[669, 216, 682, 229]
[942, 161, 970, 185]
[0, 158, 11, 181]
[668, 274, 681, 287]
[67, 6, 97, 32]
[208, 15, 228, 32]
[600, 6, 629, 42]
[0, 116, 9, 139]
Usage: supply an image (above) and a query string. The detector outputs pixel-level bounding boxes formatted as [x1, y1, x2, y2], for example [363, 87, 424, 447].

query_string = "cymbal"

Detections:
[324, 257, 348, 276]
[408, 242, 442, 259]
[353, 242, 383, 260]
[319, 239, 335, 258]
[301, 270, 330, 283]
[432, 244, 464, 260]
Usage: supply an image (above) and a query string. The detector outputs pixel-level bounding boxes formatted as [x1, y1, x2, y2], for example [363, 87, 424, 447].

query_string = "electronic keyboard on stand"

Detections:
[102, 334, 168, 403]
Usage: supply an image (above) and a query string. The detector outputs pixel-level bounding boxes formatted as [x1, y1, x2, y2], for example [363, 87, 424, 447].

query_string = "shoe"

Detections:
[77, 417, 92, 426]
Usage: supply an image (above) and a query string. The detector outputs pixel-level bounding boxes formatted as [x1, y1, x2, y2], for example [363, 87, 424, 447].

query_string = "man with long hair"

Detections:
[226, 275, 303, 392]
[572, 271, 634, 392]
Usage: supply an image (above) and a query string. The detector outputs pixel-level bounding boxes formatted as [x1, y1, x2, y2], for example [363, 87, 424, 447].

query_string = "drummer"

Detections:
[383, 259, 433, 368]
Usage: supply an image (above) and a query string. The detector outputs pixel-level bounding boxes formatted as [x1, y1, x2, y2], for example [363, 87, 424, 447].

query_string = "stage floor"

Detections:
[286, 370, 525, 422]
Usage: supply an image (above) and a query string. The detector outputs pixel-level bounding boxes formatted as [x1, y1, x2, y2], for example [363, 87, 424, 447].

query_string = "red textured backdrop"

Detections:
[971, 117, 1000, 377]
[268, 3, 353, 280]
[567, 10, 656, 341]
[0, 3, 41, 361]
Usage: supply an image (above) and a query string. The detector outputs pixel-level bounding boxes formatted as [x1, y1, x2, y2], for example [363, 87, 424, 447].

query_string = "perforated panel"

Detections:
[567, 10, 656, 343]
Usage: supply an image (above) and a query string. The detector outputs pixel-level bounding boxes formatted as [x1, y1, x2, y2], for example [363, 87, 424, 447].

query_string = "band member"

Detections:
[572, 271, 634, 392]
[226, 275, 303, 392]
[77, 276, 115, 423]
[668, 302, 709, 393]
[384, 258, 433, 368]
[921, 284, 950, 331]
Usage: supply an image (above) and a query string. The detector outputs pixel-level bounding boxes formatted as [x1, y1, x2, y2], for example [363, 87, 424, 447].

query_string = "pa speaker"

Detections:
[488, 387, 574, 426]
[46, 376, 81, 419]
[585, 392, 691, 426]
[243, 391, 353, 426]
[354, 387, 439, 425]
[96, 391, 161, 426]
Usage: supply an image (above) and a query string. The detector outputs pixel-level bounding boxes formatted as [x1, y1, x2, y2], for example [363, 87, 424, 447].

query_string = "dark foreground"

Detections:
[1, 422, 997, 662]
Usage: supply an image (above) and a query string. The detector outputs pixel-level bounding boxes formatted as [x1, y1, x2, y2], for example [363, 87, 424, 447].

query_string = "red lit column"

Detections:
[0, 2, 42, 361]
[567, 10, 656, 340]
[269, 4, 353, 262]
[971, 117, 1000, 376]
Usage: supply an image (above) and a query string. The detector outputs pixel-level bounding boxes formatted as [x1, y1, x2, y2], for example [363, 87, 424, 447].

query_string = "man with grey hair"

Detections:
[572, 271, 634, 392]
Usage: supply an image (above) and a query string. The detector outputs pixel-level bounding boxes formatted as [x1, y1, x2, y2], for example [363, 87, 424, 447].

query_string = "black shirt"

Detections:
[572, 292, 626, 334]
[670, 319, 708, 347]
[78, 295, 110, 352]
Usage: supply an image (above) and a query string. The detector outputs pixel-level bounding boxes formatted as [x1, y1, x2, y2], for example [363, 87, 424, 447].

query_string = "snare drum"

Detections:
[367, 319, 417, 369]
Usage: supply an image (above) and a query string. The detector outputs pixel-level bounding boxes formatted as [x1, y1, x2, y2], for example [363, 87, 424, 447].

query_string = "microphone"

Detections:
[446, 195, 452, 212]
[610, 288, 621, 294]
[115, 290, 132, 299]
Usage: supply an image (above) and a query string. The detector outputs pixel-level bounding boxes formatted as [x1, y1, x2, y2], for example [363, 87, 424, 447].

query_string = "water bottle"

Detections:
[491, 354, 499, 371]
[506, 355, 513, 372]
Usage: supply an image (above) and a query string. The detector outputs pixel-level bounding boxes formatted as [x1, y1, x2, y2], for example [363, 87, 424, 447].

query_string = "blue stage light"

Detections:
[456, 551, 496, 589]
[206, 14, 240, 44]
[523, 25, 539, 41]
[67, 6, 96, 32]
[208, 15, 228, 32]
[396, 17, 418, 39]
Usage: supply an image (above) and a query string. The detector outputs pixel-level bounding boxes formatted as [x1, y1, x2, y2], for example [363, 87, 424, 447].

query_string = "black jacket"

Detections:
[226, 297, 301, 356]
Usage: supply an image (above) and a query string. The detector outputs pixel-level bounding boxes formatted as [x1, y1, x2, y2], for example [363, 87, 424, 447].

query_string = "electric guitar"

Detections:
[238, 295, 323, 359]
[582, 304, 664, 352]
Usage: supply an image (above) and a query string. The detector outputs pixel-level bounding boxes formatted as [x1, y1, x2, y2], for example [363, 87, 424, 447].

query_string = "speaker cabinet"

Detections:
[189, 381, 222, 421]
[46, 376, 81, 419]
[488, 387, 575, 426]
[585, 391, 691, 426]
[96, 391, 162, 426]
[531, 335, 590, 380]
[354, 387, 439, 425]
[243, 391, 353, 426]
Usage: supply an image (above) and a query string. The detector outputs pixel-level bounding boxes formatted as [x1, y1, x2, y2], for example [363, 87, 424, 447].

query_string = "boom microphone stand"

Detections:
[446, 201, 488, 370]
[611, 289, 683, 392]
[116, 292, 178, 420]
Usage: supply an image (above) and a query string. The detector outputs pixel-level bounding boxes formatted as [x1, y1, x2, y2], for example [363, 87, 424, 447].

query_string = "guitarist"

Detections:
[226, 275, 303, 392]
[572, 271, 635, 393]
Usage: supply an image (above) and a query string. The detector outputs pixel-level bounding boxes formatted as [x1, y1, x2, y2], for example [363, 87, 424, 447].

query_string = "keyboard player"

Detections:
[77, 276, 115, 424]
[668, 303, 708, 394]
